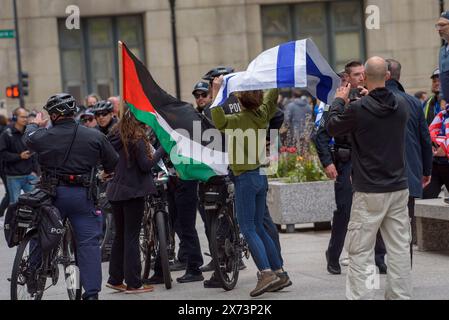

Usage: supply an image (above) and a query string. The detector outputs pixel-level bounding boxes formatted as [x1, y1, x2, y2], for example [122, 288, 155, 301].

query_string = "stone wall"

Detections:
[0, 0, 444, 112]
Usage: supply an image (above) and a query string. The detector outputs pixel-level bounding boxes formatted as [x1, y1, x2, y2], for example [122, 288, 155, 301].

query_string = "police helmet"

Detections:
[91, 100, 114, 115]
[44, 93, 77, 116]
[202, 66, 234, 81]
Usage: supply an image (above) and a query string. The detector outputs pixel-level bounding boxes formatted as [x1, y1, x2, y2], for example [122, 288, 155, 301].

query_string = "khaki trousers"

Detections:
[345, 189, 412, 300]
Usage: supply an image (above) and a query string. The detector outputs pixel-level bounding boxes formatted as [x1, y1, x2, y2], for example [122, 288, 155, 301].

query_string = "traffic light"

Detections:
[6, 84, 20, 98]
[20, 72, 29, 96]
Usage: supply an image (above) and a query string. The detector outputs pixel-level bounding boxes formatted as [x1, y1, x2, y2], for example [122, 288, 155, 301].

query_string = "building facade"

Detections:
[0, 0, 445, 112]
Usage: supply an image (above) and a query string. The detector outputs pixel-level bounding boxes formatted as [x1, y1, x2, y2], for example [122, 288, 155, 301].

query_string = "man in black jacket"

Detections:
[0, 108, 38, 205]
[327, 57, 411, 300]
[385, 59, 433, 263]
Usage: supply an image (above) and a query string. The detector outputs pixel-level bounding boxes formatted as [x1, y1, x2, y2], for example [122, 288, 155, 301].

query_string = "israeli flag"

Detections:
[211, 38, 340, 108]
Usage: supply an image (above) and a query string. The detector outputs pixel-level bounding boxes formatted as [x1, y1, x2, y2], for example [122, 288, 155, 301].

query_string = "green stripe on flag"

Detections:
[128, 103, 219, 181]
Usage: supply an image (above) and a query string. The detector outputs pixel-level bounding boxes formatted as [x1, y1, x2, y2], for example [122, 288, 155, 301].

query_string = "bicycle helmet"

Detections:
[202, 66, 235, 81]
[91, 100, 114, 115]
[43, 93, 77, 116]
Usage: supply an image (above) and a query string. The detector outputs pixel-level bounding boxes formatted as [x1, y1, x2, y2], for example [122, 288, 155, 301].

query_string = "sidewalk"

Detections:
[0, 181, 448, 300]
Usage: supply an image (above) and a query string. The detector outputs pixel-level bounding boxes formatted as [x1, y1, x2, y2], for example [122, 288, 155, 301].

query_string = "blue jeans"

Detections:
[234, 169, 282, 271]
[7, 175, 37, 204]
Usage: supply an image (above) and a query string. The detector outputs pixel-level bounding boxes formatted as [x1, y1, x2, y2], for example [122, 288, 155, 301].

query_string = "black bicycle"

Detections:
[201, 176, 250, 291]
[140, 175, 174, 289]
[10, 213, 80, 300]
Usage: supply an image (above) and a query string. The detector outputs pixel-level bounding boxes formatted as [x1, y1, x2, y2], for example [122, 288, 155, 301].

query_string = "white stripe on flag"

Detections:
[211, 38, 340, 108]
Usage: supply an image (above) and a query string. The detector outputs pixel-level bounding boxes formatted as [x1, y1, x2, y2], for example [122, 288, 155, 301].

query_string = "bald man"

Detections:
[327, 57, 412, 300]
[108, 96, 120, 117]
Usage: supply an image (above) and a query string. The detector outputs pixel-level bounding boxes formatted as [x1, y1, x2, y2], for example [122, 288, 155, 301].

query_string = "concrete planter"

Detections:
[267, 180, 335, 233]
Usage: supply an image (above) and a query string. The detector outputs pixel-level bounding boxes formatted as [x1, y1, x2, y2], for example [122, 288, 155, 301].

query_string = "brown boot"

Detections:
[250, 271, 279, 297]
[268, 271, 292, 292]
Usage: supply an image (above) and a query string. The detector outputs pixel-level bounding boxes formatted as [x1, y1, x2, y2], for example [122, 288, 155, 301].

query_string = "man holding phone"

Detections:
[0, 107, 39, 205]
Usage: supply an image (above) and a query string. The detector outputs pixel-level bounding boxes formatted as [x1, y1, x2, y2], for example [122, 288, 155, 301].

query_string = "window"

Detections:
[261, 1, 365, 71]
[58, 15, 145, 104]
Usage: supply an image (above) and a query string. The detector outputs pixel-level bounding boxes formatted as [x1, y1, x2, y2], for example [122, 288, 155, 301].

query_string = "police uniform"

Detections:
[25, 110, 118, 299]
[314, 105, 386, 273]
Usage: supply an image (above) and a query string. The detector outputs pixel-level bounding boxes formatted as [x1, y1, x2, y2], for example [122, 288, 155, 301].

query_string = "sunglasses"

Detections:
[95, 111, 111, 117]
[194, 92, 208, 99]
[81, 117, 95, 123]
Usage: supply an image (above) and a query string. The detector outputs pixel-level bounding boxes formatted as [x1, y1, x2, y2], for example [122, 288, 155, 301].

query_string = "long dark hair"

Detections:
[112, 106, 153, 161]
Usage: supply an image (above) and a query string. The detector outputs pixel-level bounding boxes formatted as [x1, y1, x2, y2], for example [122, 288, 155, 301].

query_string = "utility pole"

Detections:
[12, 0, 25, 108]
[169, 0, 181, 99]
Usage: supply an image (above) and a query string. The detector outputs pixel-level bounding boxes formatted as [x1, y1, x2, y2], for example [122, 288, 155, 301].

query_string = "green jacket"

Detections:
[211, 89, 279, 176]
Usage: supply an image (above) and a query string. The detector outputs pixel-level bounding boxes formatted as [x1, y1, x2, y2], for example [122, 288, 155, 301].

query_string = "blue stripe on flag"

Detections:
[276, 41, 296, 88]
[306, 53, 333, 103]
[218, 74, 236, 106]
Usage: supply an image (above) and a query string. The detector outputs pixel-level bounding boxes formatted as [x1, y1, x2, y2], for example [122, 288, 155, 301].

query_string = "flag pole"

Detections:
[118, 41, 124, 119]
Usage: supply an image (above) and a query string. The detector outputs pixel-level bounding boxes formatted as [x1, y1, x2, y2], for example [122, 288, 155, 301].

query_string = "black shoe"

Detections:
[377, 263, 388, 274]
[83, 294, 99, 300]
[170, 260, 187, 272]
[143, 274, 165, 285]
[203, 273, 222, 288]
[200, 261, 215, 273]
[325, 250, 341, 275]
[176, 272, 204, 283]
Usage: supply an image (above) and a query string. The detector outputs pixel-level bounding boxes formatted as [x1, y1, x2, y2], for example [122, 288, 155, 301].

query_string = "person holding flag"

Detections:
[210, 76, 289, 297]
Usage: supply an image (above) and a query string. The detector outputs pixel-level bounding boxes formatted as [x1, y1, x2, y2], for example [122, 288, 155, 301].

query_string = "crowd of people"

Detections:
[1, 10, 449, 302]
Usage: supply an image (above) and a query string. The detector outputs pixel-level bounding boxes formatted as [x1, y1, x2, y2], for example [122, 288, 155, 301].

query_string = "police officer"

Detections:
[91, 100, 117, 135]
[314, 61, 387, 275]
[192, 81, 212, 114]
[24, 93, 119, 300]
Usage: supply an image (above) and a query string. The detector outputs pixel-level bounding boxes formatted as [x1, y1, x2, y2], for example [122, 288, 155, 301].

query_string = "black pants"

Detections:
[162, 178, 203, 274]
[0, 172, 9, 217]
[327, 160, 386, 265]
[327, 161, 352, 264]
[108, 197, 145, 289]
[423, 162, 449, 199]
[167, 176, 188, 263]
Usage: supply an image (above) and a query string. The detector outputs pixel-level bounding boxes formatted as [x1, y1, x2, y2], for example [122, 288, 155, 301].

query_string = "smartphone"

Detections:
[349, 88, 362, 101]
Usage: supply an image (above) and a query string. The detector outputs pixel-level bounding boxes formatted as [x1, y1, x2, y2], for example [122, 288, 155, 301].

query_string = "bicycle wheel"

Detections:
[209, 207, 240, 291]
[155, 210, 171, 289]
[10, 230, 46, 300]
[100, 211, 114, 262]
[61, 224, 81, 300]
[140, 205, 154, 280]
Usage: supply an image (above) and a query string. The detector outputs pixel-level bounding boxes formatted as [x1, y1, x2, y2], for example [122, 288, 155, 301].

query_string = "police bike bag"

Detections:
[3, 188, 53, 248]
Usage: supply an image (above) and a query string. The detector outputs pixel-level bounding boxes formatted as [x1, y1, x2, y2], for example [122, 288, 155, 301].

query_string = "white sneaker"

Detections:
[340, 257, 349, 266]
[0, 216, 4, 229]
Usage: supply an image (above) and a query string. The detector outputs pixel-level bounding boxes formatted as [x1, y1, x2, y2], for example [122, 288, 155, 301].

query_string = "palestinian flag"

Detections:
[120, 42, 228, 181]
